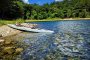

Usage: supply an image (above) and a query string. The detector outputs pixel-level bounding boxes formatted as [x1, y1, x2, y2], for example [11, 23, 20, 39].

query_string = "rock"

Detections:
[4, 40, 12, 45]
[0, 25, 21, 37]
[45, 55, 52, 60]
[3, 47, 14, 54]
[15, 48, 23, 54]
[0, 39, 4, 43]
[0, 34, 2, 37]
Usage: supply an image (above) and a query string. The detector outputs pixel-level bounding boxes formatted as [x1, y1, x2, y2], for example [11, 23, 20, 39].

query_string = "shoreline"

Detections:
[0, 18, 90, 37]
[26, 18, 90, 22]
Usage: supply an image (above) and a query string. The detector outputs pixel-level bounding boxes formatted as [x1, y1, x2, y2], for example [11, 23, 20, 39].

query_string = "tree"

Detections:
[0, 0, 24, 19]
[24, 4, 33, 19]
[0, 0, 90, 20]
[0, 0, 12, 19]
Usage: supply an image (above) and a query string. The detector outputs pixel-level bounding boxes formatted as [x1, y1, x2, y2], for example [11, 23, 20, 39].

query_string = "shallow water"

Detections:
[14, 20, 90, 60]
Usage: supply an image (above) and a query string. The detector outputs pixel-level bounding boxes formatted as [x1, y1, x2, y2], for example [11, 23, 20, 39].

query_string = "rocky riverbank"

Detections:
[0, 38, 25, 60]
[0, 25, 21, 37]
[0, 25, 27, 60]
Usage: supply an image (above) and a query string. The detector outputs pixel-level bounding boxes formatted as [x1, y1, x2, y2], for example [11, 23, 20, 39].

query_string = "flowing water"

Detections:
[14, 20, 90, 60]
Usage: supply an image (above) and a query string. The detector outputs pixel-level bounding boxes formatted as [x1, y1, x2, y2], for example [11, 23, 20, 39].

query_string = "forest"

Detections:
[0, 0, 90, 20]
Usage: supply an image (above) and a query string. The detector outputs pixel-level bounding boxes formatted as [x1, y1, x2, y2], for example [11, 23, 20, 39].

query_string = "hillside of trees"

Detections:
[0, 0, 90, 20]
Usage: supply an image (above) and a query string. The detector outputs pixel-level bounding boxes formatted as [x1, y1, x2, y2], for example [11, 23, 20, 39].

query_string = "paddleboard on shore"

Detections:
[7, 24, 54, 33]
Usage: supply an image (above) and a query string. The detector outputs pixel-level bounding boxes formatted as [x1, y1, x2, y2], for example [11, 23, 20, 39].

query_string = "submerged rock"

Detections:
[0, 34, 2, 37]
[15, 48, 23, 54]
[3, 47, 15, 54]
[4, 40, 12, 45]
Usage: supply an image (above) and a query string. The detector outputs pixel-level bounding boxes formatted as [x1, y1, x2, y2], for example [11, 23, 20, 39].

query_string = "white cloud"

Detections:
[23, 0, 29, 4]
[55, 0, 62, 2]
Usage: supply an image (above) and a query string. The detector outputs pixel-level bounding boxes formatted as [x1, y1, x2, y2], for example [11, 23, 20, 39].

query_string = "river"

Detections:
[12, 20, 90, 60]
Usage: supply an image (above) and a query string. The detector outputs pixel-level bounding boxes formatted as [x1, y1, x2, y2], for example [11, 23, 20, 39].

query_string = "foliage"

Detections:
[0, 0, 24, 19]
[0, 0, 90, 20]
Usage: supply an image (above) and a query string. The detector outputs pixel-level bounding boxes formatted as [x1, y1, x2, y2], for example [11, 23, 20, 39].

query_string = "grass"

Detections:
[26, 18, 65, 22]
[0, 19, 25, 26]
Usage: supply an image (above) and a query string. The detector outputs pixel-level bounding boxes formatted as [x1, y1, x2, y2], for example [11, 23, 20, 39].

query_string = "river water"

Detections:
[14, 20, 90, 60]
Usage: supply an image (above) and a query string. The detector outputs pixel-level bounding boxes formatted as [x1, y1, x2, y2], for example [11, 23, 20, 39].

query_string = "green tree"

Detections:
[0, 0, 24, 19]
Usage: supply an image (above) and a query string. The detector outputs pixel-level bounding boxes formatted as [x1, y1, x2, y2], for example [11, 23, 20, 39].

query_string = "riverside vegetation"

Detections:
[0, 19, 25, 26]
[0, 0, 90, 20]
[0, 0, 90, 26]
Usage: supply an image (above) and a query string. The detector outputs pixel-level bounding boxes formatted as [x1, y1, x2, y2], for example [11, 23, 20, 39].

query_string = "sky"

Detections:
[23, 0, 63, 5]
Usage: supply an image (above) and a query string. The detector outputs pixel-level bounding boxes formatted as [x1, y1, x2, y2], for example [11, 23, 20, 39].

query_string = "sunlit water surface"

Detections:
[13, 20, 90, 60]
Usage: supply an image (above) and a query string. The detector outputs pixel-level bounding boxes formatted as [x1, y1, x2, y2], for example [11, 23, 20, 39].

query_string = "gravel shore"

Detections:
[0, 25, 21, 37]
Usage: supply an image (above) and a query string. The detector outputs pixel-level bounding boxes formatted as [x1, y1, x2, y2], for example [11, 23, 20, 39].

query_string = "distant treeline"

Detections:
[0, 0, 90, 20]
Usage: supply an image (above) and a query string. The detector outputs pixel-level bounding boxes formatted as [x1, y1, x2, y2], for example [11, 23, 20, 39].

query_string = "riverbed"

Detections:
[1, 20, 90, 60]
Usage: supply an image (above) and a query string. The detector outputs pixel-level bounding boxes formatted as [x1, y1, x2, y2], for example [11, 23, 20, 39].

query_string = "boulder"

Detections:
[3, 47, 14, 54]
[0, 39, 4, 43]
[15, 48, 23, 54]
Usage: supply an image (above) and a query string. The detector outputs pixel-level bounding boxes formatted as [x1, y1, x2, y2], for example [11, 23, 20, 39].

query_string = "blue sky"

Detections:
[30, 0, 54, 5]
[23, 0, 62, 5]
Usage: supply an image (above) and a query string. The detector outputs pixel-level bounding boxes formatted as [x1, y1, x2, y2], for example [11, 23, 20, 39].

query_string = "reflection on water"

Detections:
[14, 20, 90, 60]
